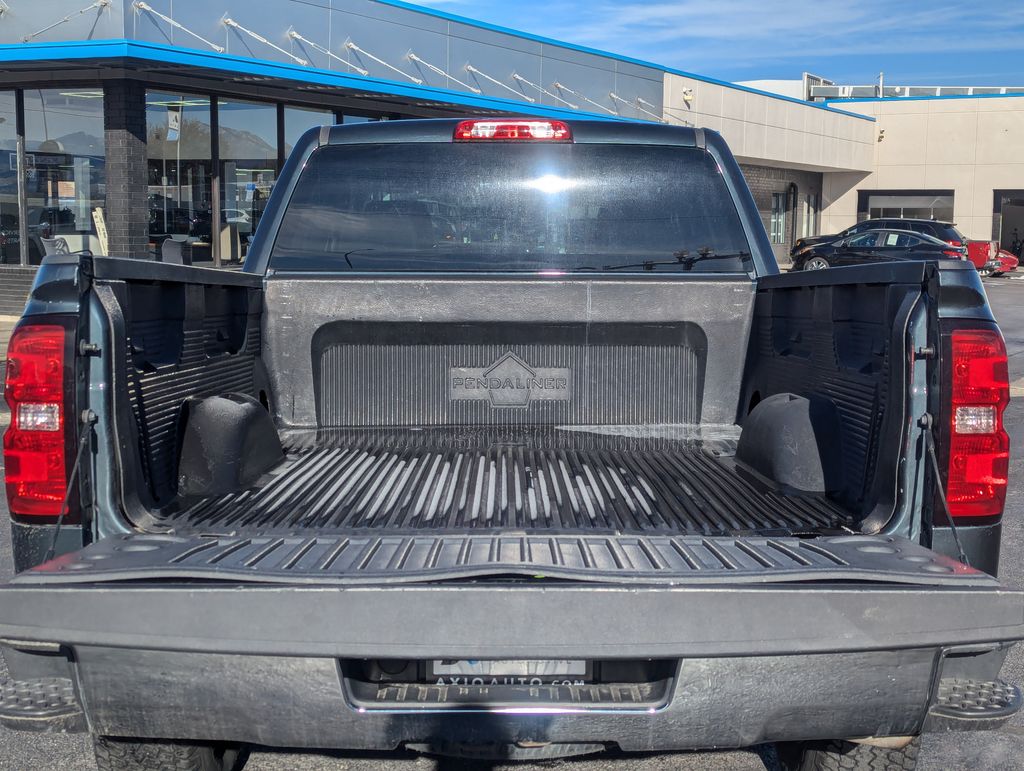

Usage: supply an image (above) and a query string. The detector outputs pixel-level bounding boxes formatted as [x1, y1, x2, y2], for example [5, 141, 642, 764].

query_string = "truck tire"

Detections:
[93, 736, 247, 771]
[777, 738, 919, 770]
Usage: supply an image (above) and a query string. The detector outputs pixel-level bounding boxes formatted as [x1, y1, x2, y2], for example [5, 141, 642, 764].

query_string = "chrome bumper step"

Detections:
[0, 677, 85, 733]
[925, 678, 1023, 732]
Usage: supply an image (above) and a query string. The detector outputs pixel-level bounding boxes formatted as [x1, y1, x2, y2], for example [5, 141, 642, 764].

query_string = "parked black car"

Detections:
[792, 217, 966, 257]
[793, 228, 967, 270]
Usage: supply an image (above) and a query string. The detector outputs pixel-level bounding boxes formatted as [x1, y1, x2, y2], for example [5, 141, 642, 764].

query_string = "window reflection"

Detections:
[146, 91, 212, 260]
[219, 99, 279, 260]
[0, 91, 18, 264]
[270, 143, 753, 274]
[284, 106, 335, 158]
[23, 89, 105, 259]
[0, 90, 385, 267]
[867, 193, 954, 222]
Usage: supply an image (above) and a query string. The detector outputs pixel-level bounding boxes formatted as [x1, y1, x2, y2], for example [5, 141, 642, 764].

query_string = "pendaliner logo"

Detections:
[449, 352, 571, 408]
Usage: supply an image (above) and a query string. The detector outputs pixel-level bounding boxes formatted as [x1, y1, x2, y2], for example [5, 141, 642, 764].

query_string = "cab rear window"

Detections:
[269, 143, 753, 274]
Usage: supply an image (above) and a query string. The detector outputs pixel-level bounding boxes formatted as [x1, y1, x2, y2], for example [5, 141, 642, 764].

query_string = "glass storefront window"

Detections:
[995, 190, 1024, 255]
[23, 89, 105, 258]
[284, 106, 335, 158]
[218, 99, 279, 260]
[770, 192, 786, 244]
[802, 193, 818, 238]
[146, 91, 213, 258]
[0, 91, 18, 264]
[866, 193, 954, 222]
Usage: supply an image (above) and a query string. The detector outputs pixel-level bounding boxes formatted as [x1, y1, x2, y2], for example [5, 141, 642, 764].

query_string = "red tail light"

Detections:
[454, 119, 572, 142]
[946, 329, 1009, 520]
[3, 322, 76, 520]
[942, 249, 965, 259]
[946, 240, 964, 248]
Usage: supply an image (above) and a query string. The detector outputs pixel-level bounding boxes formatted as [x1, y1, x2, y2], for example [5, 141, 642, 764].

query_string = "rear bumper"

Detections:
[5, 646, 998, 751]
[1, 581, 1023, 749]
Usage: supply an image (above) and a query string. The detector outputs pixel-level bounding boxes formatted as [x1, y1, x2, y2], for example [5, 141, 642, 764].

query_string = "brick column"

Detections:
[103, 80, 148, 258]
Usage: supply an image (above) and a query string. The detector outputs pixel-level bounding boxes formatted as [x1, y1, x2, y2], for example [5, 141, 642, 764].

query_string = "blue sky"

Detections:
[410, 1, 1024, 85]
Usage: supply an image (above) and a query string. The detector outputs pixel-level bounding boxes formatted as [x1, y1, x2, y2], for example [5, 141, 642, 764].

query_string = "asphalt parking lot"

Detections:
[1, 279, 1024, 770]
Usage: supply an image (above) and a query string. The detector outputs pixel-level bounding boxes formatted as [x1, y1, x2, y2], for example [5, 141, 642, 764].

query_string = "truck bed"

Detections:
[100, 259, 922, 542]
[157, 426, 851, 536]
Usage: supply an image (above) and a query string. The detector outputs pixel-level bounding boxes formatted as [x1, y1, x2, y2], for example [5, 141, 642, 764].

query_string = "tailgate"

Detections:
[2, 534, 1023, 751]
[0, 533, 1022, 658]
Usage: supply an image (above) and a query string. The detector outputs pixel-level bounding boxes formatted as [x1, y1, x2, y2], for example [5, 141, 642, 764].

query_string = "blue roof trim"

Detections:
[825, 92, 1024, 105]
[373, 0, 874, 122]
[0, 39, 629, 122]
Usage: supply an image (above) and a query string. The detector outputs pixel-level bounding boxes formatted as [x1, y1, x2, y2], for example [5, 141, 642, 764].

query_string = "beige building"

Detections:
[663, 72, 874, 173]
[821, 95, 1024, 246]
[662, 72, 878, 262]
[663, 72, 1024, 259]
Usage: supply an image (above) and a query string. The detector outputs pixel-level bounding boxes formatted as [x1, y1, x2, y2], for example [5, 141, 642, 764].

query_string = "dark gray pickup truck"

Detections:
[1, 118, 1021, 770]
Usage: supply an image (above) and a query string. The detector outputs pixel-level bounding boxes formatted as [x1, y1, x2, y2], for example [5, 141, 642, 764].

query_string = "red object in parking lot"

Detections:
[994, 249, 1019, 276]
[965, 240, 997, 270]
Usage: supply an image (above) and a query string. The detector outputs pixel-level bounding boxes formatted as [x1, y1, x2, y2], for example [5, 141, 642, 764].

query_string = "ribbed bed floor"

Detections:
[161, 427, 853, 536]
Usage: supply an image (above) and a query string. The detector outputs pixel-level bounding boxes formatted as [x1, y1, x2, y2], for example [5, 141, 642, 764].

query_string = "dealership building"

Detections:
[0, 0, 1022, 289]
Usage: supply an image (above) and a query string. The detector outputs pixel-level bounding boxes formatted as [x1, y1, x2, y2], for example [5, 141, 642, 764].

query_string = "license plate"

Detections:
[430, 659, 590, 685]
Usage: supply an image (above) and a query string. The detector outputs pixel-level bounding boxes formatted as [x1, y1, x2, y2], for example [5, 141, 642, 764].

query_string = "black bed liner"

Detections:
[156, 427, 853, 536]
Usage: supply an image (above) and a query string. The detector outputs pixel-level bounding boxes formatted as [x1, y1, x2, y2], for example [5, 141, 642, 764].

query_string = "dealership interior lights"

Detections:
[288, 30, 368, 75]
[511, 73, 578, 109]
[346, 41, 422, 84]
[23, 0, 110, 43]
[224, 17, 307, 66]
[408, 52, 480, 94]
[133, 2, 224, 52]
